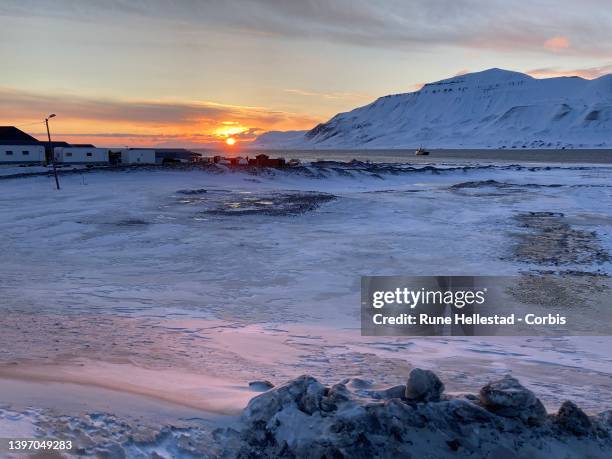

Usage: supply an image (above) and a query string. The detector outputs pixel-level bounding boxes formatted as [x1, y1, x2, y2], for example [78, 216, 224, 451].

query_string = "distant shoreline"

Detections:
[237, 148, 612, 164]
[2, 149, 612, 183]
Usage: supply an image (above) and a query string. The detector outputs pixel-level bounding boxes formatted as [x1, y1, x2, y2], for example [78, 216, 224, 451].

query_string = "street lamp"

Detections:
[45, 114, 60, 190]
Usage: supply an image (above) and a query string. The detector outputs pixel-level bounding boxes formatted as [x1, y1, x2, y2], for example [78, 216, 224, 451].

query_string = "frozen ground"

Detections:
[0, 161, 611, 455]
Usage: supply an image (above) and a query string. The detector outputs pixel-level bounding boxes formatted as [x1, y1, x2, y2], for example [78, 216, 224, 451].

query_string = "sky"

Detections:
[1, 0, 612, 148]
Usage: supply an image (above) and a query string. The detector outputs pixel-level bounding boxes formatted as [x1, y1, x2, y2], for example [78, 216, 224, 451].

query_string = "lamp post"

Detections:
[45, 114, 60, 190]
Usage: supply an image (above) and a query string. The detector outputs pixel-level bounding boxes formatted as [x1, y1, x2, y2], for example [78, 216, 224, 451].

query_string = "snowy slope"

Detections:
[253, 68, 612, 149]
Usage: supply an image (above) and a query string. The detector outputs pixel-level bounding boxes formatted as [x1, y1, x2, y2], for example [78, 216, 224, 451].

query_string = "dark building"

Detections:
[45, 141, 71, 147]
[42, 141, 71, 161]
[0, 126, 47, 163]
[154, 148, 201, 164]
[0, 126, 42, 145]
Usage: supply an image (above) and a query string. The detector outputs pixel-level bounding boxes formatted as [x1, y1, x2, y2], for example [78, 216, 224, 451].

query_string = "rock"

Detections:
[248, 380, 274, 392]
[320, 383, 352, 412]
[242, 375, 326, 424]
[234, 374, 612, 458]
[596, 409, 612, 429]
[363, 398, 425, 431]
[405, 368, 445, 402]
[446, 398, 495, 424]
[372, 384, 406, 400]
[341, 377, 373, 389]
[479, 375, 547, 425]
[556, 400, 592, 436]
[446, 438, 461, 451]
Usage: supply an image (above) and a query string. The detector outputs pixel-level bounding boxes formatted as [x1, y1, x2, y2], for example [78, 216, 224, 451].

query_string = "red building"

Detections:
[248, 154, 286, 168]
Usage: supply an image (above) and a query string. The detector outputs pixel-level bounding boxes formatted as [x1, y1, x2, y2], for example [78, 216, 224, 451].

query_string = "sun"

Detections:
[225, 137, 236, 146]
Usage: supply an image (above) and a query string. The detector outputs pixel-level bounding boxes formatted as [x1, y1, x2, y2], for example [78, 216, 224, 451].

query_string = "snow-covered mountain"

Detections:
[253, 68, 612, 149]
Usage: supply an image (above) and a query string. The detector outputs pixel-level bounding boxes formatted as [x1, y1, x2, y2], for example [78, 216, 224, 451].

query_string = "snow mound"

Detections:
[235, 370, 612, 458]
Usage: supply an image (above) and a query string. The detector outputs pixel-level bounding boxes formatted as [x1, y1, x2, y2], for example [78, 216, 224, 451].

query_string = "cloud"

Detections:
[2, 0, 612, 57]
[28, 131, 260, 148]
[544, 36, 570, 52]
[0, 88, 297, 125]
[0, 87, 319, 147]
[284, 88, 372, 102]
[527, 64, 612, 79]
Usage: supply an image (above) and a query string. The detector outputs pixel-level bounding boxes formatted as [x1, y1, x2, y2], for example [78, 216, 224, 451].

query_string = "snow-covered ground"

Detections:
[1, 161, 611, 455]
[0, 165, 49, 176]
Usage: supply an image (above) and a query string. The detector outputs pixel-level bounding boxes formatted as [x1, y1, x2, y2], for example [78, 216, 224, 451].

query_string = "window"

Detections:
[22, 151, 29, 155]
[66, 152, 73, 157]
[6, 150, 13, 156]
[86, 152, 93, 157]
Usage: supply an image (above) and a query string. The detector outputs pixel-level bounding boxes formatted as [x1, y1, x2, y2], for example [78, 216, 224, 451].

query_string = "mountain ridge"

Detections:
[252, 68, 612, 149]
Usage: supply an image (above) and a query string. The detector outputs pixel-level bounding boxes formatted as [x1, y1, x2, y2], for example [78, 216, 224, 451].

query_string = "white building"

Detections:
[54, 147, 109, 164]
[0, 126, 46, 164]
[120, 149, 156, 164]
[0, 145, 45, 164]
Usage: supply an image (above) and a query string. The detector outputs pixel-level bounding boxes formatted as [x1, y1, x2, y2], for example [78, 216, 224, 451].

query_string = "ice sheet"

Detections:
[0, 163, 611, 417]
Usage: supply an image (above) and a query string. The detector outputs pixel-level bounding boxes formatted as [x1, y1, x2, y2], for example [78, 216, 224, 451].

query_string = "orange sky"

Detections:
[2, 1, 611, 148]
[0, 88, 322, 148]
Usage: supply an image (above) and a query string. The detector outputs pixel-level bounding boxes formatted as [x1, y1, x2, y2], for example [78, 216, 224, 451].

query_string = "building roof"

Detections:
[46, 141, 72, 148]
[154, 148, 201, 159]
[0, 126, 42, 145]
[154, 148, 194, 153]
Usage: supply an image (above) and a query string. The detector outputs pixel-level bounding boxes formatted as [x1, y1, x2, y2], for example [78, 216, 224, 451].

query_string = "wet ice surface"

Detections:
[173, 188, 336, 217]
[3, 162, 610, 319]
[1, 162, 612, 454]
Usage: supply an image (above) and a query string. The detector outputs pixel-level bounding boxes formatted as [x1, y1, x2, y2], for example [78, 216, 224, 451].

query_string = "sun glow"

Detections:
[215, 121, 249, 138]
[226, 137, 236, 146]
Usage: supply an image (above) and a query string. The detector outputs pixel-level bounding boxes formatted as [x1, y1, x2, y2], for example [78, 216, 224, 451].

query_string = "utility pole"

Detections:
[45, 114, 60, 190]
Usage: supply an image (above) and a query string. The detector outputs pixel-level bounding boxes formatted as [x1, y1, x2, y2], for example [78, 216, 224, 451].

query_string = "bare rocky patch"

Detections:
[507, 272, 610, 310]
[177, 190, 337, 217]
[505, 212, 611, 311]
[512, 211, 610, 266]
